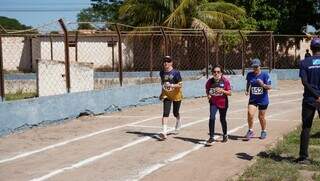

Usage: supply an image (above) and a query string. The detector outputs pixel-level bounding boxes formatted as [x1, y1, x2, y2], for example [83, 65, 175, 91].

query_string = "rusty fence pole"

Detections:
[239, 30, 245, 76]
[202, 29, 209, 78]
[149, 34, 154, 78]
[215, 32, 220, 66]
[269, 33, 273, 73]
[58, 19, 71, 93]
[75, 31, 79, 62]
[272, 35, 276, 69]
[29, 36, 33, 71]
[221, 33, 226, 70]
[111, 37, 115, 72]
[160, 27, 168, 56]
[0, 36, 4, 101]
[115, 24, 123, 86]
[49, 35, 53, 60]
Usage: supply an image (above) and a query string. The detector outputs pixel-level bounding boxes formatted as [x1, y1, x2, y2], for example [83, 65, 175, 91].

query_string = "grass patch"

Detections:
[5, 92, 37, 101]
[239, 118, 320, 181]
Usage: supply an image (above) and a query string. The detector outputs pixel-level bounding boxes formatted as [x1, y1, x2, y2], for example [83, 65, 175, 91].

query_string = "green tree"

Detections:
[230, 0, 320, 34]
[77, 0, 122, 23]
[0, 16, 31, 32]
[119, 0, 252, 30]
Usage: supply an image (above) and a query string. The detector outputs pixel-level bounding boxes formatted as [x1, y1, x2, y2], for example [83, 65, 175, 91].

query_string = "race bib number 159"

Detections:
[251, 87, 263, 95]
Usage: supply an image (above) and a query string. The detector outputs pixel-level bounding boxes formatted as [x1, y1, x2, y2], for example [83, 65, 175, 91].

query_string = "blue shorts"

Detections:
[248, 102, 268, 110]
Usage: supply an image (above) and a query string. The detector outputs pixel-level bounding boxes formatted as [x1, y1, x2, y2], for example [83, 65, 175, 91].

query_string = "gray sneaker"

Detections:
[260, 131, 267, 139]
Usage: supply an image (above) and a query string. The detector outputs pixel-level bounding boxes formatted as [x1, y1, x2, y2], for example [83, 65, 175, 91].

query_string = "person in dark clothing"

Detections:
[305, 49, 312, 58]
[296, 37, 320, 164]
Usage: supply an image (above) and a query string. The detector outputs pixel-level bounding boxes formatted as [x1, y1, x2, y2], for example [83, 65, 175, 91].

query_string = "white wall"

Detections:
[2, 37, 31, 71]
[32, 36, 132, 72]
[37, 60, 94, 97]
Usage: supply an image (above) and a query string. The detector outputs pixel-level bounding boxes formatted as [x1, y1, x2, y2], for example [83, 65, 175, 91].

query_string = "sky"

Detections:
[0, 0, 92, 28]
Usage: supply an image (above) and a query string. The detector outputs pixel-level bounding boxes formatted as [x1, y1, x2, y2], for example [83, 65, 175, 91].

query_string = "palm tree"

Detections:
[119, 0, 247, 30]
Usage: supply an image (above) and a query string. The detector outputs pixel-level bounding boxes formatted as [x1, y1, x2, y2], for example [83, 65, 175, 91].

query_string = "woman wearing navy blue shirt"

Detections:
[245, 58, 272, 140]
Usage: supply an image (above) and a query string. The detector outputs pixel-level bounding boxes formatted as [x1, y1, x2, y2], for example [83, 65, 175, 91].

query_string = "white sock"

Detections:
[175, 119, 181, 130]
[162, 125, 167, 134]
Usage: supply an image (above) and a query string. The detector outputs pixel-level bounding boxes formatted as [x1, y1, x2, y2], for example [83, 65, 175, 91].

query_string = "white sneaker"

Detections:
[159, 132, 167, 140]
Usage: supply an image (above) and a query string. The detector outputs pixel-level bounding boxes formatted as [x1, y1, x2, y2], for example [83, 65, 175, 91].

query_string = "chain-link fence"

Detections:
[0, 20, 314, 102]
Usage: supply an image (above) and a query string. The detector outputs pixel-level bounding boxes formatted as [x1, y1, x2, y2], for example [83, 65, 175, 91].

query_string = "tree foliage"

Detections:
[77, 0, 122, 23]
[77, 0, 320, 34]
[229, 0, 320, 34]
[0, 16, 31, 31]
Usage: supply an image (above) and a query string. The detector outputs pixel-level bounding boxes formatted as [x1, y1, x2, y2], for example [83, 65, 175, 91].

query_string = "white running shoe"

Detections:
[159, 132, 167, 140]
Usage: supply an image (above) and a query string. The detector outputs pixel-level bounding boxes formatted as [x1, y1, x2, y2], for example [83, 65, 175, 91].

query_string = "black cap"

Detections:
[163, 56, 173, 62]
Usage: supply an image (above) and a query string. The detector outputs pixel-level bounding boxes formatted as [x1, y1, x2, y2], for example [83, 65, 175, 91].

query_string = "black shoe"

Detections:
[206, 138, 214, 146]
[222, 135, 228, 142]
[295, 157, 311, 165]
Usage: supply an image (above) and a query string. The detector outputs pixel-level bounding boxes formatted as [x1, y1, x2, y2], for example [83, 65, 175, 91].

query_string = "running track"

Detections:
[0, 80, 303, 181]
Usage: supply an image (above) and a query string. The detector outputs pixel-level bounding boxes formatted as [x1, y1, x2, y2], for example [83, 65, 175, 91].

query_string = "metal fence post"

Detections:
[29, 36, 33, 71]
[58, 19, 71, 93]
[75, 31, 79, 62]
[160, 27, 168, 56]
[215, 32, 220, 65]
[111, 37, 115, 72]
[115, 24, 123, 86]
[0, 36, 4, 101]
[49, 34, 53, 60]
[202, 29, 209, 78]
[269, 33, 273, 73]
[239, 31, 245, 76]
[149, 34, 154, 78]
[272, 35, 276, 69]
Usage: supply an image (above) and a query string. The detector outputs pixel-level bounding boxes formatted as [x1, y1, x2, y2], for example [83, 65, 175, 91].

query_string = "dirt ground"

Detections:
[0, 80, 304, 181]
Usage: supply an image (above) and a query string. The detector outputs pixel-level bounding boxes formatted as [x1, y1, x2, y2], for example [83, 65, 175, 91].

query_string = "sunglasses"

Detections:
[213, 71, 221, 73]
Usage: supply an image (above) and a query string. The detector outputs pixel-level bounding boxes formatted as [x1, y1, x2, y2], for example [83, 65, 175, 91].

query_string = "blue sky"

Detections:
[0, 0, 91, 27]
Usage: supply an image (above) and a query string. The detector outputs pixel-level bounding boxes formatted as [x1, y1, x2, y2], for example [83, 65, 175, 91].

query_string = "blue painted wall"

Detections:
[0, 73, 277, 136]
[270, 69, 299, 80]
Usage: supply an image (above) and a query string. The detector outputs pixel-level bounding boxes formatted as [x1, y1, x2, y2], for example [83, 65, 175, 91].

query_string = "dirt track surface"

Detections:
[0, 80, 304, 181]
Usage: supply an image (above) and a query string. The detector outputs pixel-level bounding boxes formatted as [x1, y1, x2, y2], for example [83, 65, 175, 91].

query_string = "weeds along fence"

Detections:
[0, 20, 313, 101]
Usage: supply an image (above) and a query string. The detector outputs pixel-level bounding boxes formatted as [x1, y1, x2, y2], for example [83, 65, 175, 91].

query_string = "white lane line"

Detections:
[0, 91, 302, 165]
[127, 125, 163, 129]
[30, 98, 300, 181]
[0, 96, 250, 165]
[0, 116, 159, 165]
[132, 107, 301, 181]
[30, 108, 247, 181]
[0, 105, 216, 165]
[98, 115, 151, 118]
[132, 124, 248, 181]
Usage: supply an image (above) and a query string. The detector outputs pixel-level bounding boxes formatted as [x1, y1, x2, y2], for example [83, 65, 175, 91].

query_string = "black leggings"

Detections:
[163, 99, 181, 117]
[209, 104, 228, 138]
[299, 102, 316, 158]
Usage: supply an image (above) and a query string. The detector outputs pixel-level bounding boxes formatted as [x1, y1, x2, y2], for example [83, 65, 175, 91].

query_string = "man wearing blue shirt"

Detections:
[296, 37, 320, 164]
[245, 58, 272, 140]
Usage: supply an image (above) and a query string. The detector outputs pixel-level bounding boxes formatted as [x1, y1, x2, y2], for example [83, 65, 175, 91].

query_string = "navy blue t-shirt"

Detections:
[299, 56, 320, 105]
[160, 69, 182, 84]
[246, 71, 271, 105]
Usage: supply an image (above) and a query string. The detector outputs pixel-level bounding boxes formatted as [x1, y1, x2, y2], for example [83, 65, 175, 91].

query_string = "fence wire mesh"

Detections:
[0, 20, 315, 101]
